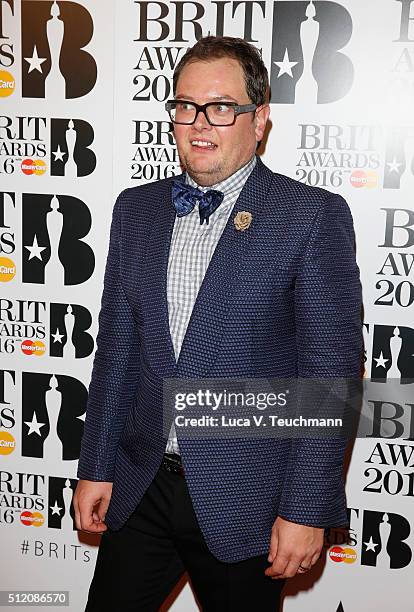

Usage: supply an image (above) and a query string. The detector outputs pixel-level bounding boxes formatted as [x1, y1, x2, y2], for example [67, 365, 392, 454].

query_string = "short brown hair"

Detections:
[173, 36, 269, 107]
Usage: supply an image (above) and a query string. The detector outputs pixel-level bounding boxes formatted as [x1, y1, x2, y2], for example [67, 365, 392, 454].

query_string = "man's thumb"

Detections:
[97, 495, 111, 522]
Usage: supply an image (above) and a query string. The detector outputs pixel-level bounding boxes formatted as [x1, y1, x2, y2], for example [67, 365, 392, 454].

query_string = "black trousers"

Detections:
[85, 463, 286, 611]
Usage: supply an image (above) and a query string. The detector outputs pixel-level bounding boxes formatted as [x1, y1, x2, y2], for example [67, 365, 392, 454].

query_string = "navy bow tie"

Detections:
[172, 179, 224, 226]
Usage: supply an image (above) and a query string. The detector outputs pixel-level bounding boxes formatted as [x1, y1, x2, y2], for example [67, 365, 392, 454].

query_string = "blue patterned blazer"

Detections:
[77, 156, 362, 563]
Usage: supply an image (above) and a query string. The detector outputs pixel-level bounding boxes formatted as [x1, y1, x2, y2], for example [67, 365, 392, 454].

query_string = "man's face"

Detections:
[173, 57, 269, 186]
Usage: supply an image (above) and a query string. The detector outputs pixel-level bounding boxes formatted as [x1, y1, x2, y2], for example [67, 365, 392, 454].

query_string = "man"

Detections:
[74, 36, 362, 611]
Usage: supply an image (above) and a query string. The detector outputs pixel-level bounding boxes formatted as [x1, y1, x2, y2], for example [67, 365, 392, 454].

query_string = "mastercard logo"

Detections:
[329, 546, 357, 564]
[0, 431, 16, 455]
[350, 170, 378, 189]
[21, 340, 46, 357]
[21, 159, 47, 176]
[0, 70, 15, 97]
[0, 257, 16, 282]
[20, 511, 45, 527]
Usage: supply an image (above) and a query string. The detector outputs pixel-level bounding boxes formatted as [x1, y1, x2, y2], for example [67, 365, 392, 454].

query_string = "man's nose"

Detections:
[193, 109, 212, 131]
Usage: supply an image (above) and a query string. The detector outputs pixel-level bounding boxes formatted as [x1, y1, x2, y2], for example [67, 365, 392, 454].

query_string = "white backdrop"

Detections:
[1, 1, 413, 610]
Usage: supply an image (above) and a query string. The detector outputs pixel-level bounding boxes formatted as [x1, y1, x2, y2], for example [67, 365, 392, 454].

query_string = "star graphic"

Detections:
[52, 145, 66, 162]
[374, 351, 389, 369]
[364, 536, 379, 552]
[387, 157, 402, 174]
[50, 501, 63, 516]
[77, 413, 86, 423]
[24, 412, 46, 436]
[24, 45, 47, 74]
[273, 49, 298, 78]
[25, 235, 47, 261]
[52, 328, 64, 343]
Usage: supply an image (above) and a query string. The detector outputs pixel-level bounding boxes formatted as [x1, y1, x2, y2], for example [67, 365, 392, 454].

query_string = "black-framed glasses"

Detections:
[165, 100, 258, 126]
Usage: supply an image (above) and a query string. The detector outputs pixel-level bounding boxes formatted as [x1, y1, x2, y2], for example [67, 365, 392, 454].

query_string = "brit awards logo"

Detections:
[0, 471, 45, 527]
[22, 372, 86, 461]
[0, 116, 96, 177]
[0, 469, 84, 535]
[49, 303, 94, 358]
[383, 126, 414, 189]
[49, 118, 96, 177]
[21, 0, 97, 99]
[328, 507, 413, 570]
[0, 297, 94, 358]
[356, 509, 412, 569]
[22, 193, 95, 286]
[48, 476, 77, 529]
[388, 0, 414, 112]
[296, 124, 380, 189]
[363, 324, 414, 383]
[374, 207, 414, 309]
[270, 0, 354, 104]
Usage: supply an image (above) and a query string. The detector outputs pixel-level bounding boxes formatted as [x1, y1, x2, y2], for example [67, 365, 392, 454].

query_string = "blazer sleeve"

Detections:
[277, 192, 363, 528]
[77, 189, 141, 482]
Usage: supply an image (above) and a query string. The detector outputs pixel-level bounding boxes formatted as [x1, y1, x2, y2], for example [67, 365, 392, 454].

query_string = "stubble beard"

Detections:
[182, 154, 227, 187]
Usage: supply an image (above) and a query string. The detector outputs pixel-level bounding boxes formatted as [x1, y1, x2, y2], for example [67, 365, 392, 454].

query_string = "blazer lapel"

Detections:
[175, 157, 274, 378]
[140, 177, 178, 377]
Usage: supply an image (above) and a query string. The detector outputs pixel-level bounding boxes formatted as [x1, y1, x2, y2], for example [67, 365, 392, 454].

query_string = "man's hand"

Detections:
[73, 480, 113, 534]
[265, 516, 324, 579]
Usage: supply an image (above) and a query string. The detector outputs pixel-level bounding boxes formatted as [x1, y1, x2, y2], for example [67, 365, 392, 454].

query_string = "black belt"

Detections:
[162, 453, 185, 476]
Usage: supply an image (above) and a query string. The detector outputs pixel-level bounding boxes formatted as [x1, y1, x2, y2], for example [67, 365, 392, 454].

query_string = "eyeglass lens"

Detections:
[170, 102, 235, 125]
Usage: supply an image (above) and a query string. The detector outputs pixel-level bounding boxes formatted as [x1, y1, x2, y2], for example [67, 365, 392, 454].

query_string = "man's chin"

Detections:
[185, 160, 224, 185]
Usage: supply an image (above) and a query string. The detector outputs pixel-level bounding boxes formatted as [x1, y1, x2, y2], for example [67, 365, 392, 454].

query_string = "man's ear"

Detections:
[254, 104, 270, 142]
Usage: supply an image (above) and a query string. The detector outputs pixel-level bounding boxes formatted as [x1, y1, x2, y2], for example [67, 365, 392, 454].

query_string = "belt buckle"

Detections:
[163, 453, 184, 476]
